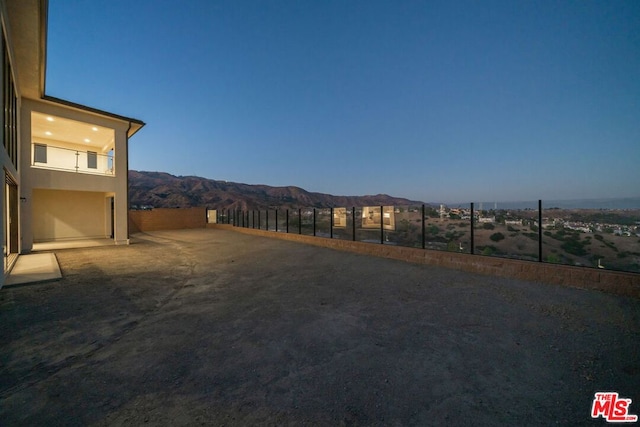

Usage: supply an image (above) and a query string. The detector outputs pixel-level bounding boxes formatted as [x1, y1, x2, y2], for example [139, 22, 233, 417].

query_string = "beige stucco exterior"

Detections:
[20, 98, 137, 250]
[0, 0, 144, 286]
[32, 189, 113, 241]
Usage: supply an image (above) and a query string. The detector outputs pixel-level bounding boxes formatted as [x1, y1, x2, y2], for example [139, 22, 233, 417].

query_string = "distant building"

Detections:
[478, 217, 495, 223]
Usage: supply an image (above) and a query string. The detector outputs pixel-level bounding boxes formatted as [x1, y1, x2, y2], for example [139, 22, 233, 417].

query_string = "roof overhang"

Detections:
[4, 0, 48, 99]
[42, 95, 145, 138]
[4, 0, 144, 136]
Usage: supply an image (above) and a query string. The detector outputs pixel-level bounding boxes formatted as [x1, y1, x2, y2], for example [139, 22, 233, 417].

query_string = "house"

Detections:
[1, 0, 144, 285]
[477, 216, 495, 224]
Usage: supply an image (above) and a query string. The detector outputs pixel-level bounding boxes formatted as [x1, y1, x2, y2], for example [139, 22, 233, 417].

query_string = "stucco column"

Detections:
[19, 102, 33, 253]
[113, 129, 129, 245]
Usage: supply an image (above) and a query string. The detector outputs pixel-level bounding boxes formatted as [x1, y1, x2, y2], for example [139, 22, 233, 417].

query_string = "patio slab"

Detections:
[0, 229, 638, 426]
[4, 253, 61, 286]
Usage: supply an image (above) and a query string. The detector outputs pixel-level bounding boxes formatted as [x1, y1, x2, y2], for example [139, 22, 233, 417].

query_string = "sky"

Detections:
[45, 0, 640, 204]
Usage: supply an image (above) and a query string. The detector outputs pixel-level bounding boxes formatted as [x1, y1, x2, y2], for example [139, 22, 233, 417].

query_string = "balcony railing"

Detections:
[31, 143, 114, 176]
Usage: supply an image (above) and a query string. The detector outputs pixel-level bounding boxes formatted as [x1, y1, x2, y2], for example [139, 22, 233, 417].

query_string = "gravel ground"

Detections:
[1, 229, 638, 426]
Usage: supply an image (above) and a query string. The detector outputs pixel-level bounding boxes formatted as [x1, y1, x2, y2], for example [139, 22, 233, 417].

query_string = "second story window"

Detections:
[2, 37, 18, 169]
[87, 151, 97, 169]
[34, 144, 47, 163]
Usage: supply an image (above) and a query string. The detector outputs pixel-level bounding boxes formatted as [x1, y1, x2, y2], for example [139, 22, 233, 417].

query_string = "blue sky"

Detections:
[45, 0, 640, 204]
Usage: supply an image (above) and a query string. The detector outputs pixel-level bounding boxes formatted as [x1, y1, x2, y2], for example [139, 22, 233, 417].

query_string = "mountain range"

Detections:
[128, 170, 426, 210]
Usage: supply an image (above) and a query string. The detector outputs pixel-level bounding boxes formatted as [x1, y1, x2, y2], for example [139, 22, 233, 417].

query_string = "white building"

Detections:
[1, 0, 144, 285]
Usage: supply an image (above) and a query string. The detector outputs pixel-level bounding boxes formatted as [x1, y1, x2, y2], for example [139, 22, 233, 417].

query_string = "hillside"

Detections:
[129, 170, 426, 210]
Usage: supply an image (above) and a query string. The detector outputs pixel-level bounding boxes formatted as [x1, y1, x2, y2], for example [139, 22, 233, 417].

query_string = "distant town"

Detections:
[436, 204, 640, 237]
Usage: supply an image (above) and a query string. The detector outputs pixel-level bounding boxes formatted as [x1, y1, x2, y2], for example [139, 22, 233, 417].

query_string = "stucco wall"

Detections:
[129, 207, 206, 232]
[32, 189, 109, 241]
[20, 98, 133, 250]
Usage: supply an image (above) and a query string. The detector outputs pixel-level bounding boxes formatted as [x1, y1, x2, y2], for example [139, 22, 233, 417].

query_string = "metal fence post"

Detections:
[538, 200, 543, 262]
[422, 204, 425, 249]
[286, 209, 289, 233]
[330, 207, 334, 239]
[313, 208, 316, 236]
[266, 210, 269, 231]
[380, 205, 384, 244]
[352, 207, 356, 241]
[275, 210, 278, 232]
[298, 208, 302, 234]
[470, 202, 475, 255]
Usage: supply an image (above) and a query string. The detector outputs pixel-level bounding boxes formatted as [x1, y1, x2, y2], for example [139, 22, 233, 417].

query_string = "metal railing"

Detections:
[31, 143, 115, 176]
[212, 202, 640, 274]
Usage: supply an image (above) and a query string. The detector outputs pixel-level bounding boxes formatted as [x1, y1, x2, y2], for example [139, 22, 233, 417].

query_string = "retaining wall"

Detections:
[208, 223, 640, 298]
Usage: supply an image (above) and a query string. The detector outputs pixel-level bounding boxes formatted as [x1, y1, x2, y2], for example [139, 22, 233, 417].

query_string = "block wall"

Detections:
[129, 207, 206, 232]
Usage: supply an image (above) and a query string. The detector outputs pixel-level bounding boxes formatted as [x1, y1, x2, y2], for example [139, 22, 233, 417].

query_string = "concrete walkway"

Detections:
[3, 238, 115, 287]
[4, 253, 61, 286]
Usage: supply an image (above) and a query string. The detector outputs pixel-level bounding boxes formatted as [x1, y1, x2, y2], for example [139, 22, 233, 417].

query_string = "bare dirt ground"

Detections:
[1, 229, 639, 426]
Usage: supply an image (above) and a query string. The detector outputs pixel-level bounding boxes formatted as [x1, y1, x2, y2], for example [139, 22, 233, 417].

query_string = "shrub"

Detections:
[482, 223, 495, 230]
[426, 225, 440, 235]
[447, 241, 460, 252]
[546, 253, 561, 264]
[561, 238, 587, 256]
[490, 232, 505, 242]
[482, 246, 495, 256]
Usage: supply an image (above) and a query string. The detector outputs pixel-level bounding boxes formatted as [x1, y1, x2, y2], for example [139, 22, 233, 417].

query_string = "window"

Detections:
[34, 144, 47, 163]
[107, 149, 114, 171]
[87, 151, 97, 169]
[2, 36, 18, 169]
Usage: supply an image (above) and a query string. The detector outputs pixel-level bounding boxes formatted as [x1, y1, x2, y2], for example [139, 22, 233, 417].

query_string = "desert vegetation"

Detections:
[224, 205, 640, 273]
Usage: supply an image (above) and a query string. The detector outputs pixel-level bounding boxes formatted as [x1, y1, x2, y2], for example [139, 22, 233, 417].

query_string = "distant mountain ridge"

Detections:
[129, 170, 426, 210]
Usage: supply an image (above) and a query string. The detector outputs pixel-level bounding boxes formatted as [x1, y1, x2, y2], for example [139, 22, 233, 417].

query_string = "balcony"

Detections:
[30, 111, 117, 176]
[31, 143, 115, 176]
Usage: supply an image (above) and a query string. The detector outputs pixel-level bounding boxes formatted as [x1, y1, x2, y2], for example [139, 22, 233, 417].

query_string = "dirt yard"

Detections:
[1, 229, 638, 426]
